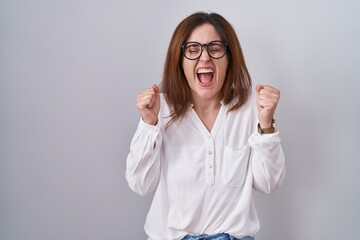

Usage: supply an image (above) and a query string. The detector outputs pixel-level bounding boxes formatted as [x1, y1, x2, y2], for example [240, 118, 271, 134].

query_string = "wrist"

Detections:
[142, 118, 158, 126]
[257, 119, 277, 135]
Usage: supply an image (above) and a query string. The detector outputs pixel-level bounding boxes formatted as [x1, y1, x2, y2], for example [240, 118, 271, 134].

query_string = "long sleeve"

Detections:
[125, 119, 162, 196]
[248, 131, 286, 194]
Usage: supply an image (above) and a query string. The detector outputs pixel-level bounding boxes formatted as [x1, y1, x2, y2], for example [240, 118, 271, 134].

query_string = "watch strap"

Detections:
[257, 119, 277, 135]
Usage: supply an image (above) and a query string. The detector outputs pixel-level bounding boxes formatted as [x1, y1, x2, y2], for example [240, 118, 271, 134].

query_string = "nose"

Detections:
[199, 47, 211, 61]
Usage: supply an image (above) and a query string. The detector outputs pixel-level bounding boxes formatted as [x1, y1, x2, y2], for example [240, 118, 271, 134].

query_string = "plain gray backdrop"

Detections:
[1, 0, 359, 239]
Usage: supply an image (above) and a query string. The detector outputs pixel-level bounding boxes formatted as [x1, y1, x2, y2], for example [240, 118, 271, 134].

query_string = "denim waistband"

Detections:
[182, 233, 254, 240]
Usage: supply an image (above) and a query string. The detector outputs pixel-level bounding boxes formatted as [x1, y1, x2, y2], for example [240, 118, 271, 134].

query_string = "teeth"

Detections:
[197, 68, 214, 74]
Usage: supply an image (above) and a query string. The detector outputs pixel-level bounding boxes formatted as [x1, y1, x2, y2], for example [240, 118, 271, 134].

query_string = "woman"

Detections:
[126, 12, 285, 240]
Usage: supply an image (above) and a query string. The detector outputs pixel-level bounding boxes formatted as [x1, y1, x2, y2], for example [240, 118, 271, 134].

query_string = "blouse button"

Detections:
[208, 150, 213, 155]
[208, 164, 212, 169]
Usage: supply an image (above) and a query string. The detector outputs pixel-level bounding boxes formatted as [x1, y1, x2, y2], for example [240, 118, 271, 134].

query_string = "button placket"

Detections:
[205, 135, 215, 186]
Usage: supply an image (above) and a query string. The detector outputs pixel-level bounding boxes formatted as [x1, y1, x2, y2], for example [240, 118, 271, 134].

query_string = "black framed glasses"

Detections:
[182, 40, 228, 60]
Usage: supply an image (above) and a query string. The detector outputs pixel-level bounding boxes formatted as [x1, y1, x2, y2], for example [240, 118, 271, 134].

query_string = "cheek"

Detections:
[182, 61, 195, 79]
[218, 62, 229, 81]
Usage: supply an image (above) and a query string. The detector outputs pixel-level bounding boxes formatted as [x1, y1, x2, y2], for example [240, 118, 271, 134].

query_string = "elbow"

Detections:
[254, 167, 286, 195]
[254, 181, 277, 195]
[262, 183, 280, 195]
[131, 182, 156, 197]
[125, 172, 158, 197]
[255, 181, 279, 195]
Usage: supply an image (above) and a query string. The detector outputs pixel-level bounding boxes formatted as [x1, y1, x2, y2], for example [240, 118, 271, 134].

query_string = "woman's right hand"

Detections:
[136, 84, 160, 125]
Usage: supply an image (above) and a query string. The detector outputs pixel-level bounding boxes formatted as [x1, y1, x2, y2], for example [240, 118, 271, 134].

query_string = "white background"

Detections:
[1, 0, 359, 239]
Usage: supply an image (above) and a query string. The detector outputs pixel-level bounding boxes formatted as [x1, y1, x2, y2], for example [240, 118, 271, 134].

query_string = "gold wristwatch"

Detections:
[257, 119, 277, 135]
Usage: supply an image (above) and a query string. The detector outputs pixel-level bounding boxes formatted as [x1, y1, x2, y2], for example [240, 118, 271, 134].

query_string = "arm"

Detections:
[249, 132, 286, 194]
[125, 84, 161, 196]
[250, 84, 285, 194]
[125, 120, 162, 196]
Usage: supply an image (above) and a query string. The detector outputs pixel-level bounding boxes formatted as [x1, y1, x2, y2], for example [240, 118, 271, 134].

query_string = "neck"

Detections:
[192, 94, 222, 113]
[192, 97, 222, 132]
[192, 100, 221, 114]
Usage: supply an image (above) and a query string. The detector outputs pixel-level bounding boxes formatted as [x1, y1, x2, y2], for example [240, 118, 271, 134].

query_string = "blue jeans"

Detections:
[182, 233, 254, 240]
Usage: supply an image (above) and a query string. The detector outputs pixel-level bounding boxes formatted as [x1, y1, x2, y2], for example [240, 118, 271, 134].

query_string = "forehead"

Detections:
[187, 23, 222, 43]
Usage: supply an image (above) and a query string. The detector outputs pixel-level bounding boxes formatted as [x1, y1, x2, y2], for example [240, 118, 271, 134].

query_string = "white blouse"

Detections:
[125, 92, 286, 240]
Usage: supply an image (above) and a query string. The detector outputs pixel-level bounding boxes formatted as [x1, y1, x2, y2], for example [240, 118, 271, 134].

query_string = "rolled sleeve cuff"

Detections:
[249, 130, 281, 145]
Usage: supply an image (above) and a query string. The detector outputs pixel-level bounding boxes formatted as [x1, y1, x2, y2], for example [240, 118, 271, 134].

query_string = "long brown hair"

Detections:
[161, 12, 252, 127]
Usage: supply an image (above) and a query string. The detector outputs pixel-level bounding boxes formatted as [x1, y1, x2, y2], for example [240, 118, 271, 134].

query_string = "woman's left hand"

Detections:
[256, 84, 280, 128]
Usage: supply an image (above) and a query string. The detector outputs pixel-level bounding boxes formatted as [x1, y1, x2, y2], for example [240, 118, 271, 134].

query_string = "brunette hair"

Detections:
[161, 12, 252, 126]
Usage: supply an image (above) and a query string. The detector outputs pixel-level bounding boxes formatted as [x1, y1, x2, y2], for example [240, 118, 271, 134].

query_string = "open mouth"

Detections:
[197, 68, 214, 87]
